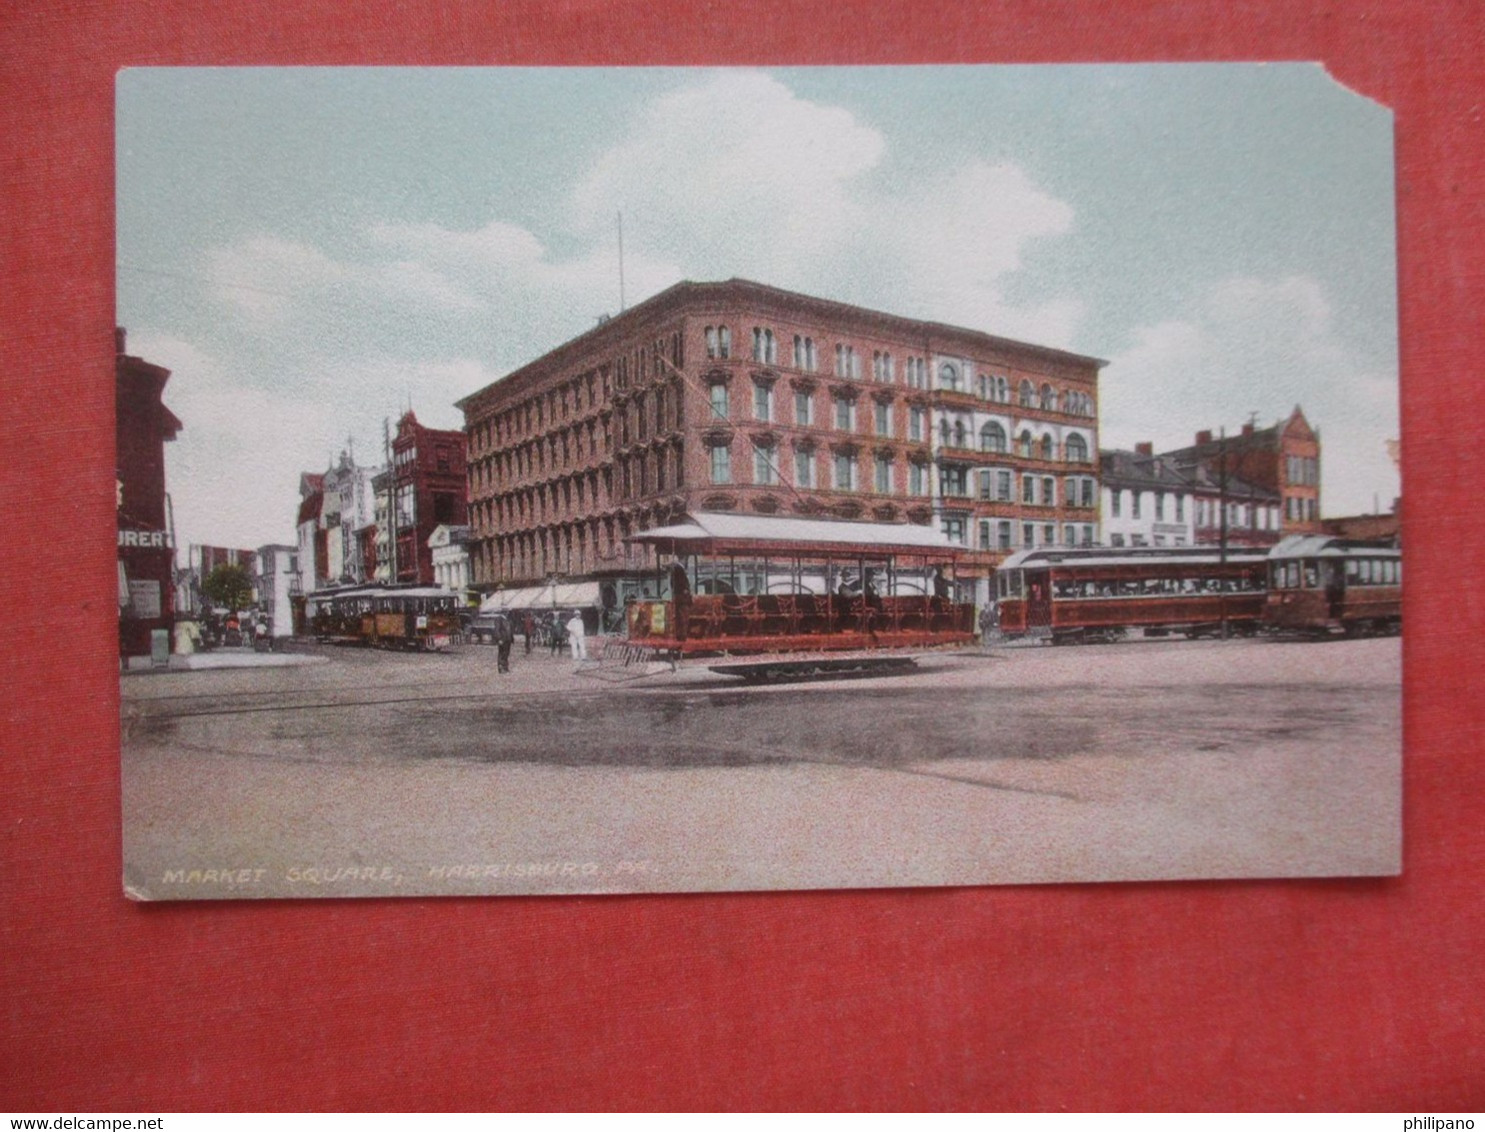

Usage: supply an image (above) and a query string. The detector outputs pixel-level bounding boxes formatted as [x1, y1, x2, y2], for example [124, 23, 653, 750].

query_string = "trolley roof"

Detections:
[627, 512, 965, 558]
[1268, 534, 1401, 560]
[998, 545, 1271, 571]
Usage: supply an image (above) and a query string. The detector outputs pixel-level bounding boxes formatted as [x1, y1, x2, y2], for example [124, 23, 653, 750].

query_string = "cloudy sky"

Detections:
[117, 64, 1398, 552]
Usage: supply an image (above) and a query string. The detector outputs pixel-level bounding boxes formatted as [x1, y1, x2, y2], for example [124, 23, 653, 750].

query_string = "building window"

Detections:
[909, 462, 928, 495]
[1038, 434, 1054, 461]
[1063, 524, 1076, 547]
[980, 421, 1007, 452]
[1022, 522, 1036, 547]
[834, 344, 860, 378]
[905, 357, 925, 389]
[1042, 477, 1056, 506]
[752, 327, 777, 364]
[1175, 495, 1185, 523]
[1155, 492, 1166, 522]
[709, 443, 731, 484]
[941, 465, 968, 497]
[705, 326, 718, 359]
[793, 335, 817, 371]
[794, 447, 815, 489]
[938, 362, 962, 391]
[1043, 524, 1056, 546]
[1132, 492, 1142, 520]
[874, 455, 892, 494]
[1022, 475, 1036, 505]
[976, 373, 990, 400]
[996, 469, 1012, 502]
[709, 382, 729, 419]
[755, 445, 778, 485]
[952, 420, 967, 449]
[873, 351, 895, 382]
[943, 517, 967, 546]
[909, 406, 924, 442]
[834, 397, 855, 431]
[1019, 380, 1035, 408]
[833, 453, 856, 491]
[977, 470, 994, 501]
[794, 389, 813, 426]
[1110, 533, 1125, 547]
[1065, 434, 1088, 463]
[998, 521, 1013, 550]
[875, 401, 890, 436]
[753, 383, 773, 422]
[1017, 430, 1034, 458]
[1040, 383, 1056, 411]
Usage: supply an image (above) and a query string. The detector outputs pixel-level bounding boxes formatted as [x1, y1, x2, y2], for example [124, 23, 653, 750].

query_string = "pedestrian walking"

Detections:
[496, 615, 514, 674]
[566, 612, 587, 662]
[548, 614, 564, 656]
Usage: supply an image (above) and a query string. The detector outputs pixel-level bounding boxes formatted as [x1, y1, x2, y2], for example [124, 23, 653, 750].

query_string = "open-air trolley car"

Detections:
[1264, 534, 1402, 637]
[622, 512, 975, 676]
[996, 546, 1271, 644]
[307, 585, 462, 651]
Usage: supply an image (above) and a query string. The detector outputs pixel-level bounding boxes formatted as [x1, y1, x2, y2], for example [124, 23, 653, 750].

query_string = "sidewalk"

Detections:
[123, 647, 329, 674]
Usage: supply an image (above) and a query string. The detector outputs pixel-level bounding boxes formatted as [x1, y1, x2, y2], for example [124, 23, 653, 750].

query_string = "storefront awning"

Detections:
[479, 580, 603, 613]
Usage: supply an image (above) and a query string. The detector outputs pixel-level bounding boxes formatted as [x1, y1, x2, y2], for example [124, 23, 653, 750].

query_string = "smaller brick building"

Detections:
[389, 411, 468, 585]
[1160, 407, 1322, 535]
[116, 328, 182, 662]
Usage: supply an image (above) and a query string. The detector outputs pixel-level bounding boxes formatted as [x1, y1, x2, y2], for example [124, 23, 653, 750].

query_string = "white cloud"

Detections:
[1102, 275, 1399, 515]
[570, 70, 885, 265]
[129, 331, 499, 551]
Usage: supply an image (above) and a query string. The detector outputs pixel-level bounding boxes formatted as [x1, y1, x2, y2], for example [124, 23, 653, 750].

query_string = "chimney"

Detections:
[1195, 430, 1213, 446]
[114, 327, 127, 356]
[1241, 422, 1255, 438]
[1135, 442, 1154, 456]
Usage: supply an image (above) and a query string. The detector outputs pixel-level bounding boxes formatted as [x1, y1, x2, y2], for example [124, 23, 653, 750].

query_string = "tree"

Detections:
[202, 563, 254, 613]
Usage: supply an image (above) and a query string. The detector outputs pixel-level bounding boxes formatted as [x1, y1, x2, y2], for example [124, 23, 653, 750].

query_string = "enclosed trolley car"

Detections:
[307, 585, 462, 651]
[1264, 534, 1401, 637]
[996, 545, 1270, 644]
[621, 512, 976, 674]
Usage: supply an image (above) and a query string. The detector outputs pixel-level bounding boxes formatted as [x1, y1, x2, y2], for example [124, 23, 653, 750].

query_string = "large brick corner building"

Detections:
[458, 279, 1104, 603]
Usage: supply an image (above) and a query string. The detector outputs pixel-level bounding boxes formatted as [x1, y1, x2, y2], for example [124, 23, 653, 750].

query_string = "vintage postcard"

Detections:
[117, 64, 1401, 899]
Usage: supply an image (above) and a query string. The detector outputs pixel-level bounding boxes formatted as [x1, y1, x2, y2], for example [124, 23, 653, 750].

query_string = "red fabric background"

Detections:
[2, 0, 1481, 1112]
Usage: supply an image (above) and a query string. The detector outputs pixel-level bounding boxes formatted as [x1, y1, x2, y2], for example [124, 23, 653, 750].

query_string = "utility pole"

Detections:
[1218, 426, 1229, 640]
[383, 416, 398, 586]
[617, 211, 626, 313]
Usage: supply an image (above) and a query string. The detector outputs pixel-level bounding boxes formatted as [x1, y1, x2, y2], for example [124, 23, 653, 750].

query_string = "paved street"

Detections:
[121, 635, 1401, 900]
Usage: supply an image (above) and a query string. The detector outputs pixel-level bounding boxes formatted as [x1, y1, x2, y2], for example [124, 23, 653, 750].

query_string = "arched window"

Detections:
[939, 419, 951, 445]
[996, 376, 1008, 402]
[1040, 383, 1056, 411]
[953, 420, 967, 448]
[705, 326, 719, 359]
[718, 326, 731, 358]
[1065, 433, 1088, 463]
[939, 362, 962, 391]
[1017, 430, 1033, 458]
[980, 421, 1007, 452]
[1039, 433, 1054, 460]
[1019, 380, 1035, 408]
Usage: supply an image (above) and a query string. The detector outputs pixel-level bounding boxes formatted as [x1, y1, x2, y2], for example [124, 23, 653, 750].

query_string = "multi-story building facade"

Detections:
[1101, 444, 1283, 549]
[179, 544, 260, 615]
[428, 524, 473, 594]
[321, 450, 380, 585]
[254, 544, 298, 638]
[294, 472, 326, 597]
[458, 279, 1104, 603]
[390, 411, 467, 585]
[1160, 408, 1322, 535]
[1100, 446, 1195, 548]
[116, 328, 182, 663]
